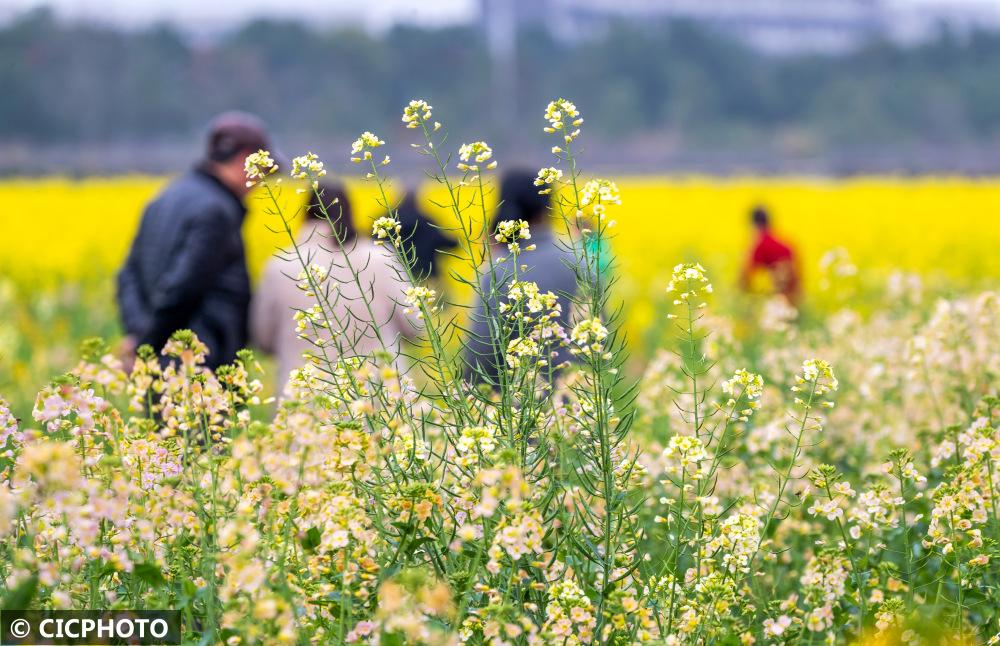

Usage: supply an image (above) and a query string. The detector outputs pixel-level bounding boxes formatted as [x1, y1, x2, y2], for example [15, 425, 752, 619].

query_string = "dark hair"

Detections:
[205, 111, 270, 163]
[490, 169, 550, 235]
[308, 182, 355, 244]
[751, 205, 770, 228]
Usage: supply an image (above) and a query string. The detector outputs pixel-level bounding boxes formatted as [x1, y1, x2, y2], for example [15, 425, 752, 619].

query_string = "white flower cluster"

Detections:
[503, 280, 556, 315]
[350, 131, 386, 164]
[570, 317, 609, 357]
[579, 178, 621, 219]
[487, 511, 544, 573]
[882, 457, 926, 482]
[805, 467, 857, 527]
[706, 512, 761, 575]
[763, 615, 793, 637]
[289, 152, 326, 189]
[662, 434, 710, 481]
[542, 577, 597, 644]
[472, 465, 530, 519]
[544, 98, 583, 150]
[850, 487, 902, 534]
[722, 368, 764, 401]
[500, 281, 566, 358]
[799, 553, 850, 631]
[456, 425, 498, 466]
[402, 99, 433, 129]
[494, 219, 531, 253]
[293, 304, 327, 336]
[721, 369, 764, 421]
[122, 437, 182, 489]
[534, 167, 562, 194]
[926, 481, 989, 556]
[296, 263, 330, 297]
[505, 337, 541, 369]
[244, 149, 277, 187]
[874, 600, 904, 636]
[457, 141, 496, 173]
[403, 286, 437, 319]
[372, 216, 401, 245]
[392, 427, 429, 466]
[945, 416, 998, 467]
[666, 262, 713, 310]
[808, 496, 846, 522]
[0, 396, 23, 453]
[793, 358, 839, 404]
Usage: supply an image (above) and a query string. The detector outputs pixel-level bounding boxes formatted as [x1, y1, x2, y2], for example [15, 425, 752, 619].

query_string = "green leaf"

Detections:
[381, 632, 405, 646]
[301, 526, 322, 552]
[133, 562, 167, 588]
[404, 536, 435, 557]
[2, 575, 38, 610]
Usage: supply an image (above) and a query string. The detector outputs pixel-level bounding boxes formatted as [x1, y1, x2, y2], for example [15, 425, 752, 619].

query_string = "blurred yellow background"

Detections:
[4, 174, 999, 312]
[3, 175, 1000, 413]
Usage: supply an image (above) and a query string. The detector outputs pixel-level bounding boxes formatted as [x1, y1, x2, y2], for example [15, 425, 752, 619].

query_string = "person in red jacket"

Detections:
[740, 206, 800, 304]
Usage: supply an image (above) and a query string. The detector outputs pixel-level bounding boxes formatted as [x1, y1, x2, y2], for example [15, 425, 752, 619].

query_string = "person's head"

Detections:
[307, 182, 355, 245]
[751, 205, 770, 230]
[491, 169, 551, 236]
[203, 111, 274, 198]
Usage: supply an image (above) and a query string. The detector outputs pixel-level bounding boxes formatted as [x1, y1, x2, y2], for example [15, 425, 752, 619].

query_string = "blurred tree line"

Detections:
[3, 8, 1000, 162]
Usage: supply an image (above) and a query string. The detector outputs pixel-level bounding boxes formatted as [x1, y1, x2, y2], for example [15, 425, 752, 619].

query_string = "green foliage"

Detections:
[2, 575, 38, 610]
[6, 8, 1000, 161]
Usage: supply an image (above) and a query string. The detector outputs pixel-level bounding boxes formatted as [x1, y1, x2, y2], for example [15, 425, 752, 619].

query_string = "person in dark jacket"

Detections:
[395, 189, 457, 280]
[465, 169, 579, 385]
[116, 112, 275, 369]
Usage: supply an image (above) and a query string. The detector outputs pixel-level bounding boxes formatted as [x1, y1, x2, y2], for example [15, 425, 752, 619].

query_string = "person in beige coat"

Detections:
[251, 182, 413, 392]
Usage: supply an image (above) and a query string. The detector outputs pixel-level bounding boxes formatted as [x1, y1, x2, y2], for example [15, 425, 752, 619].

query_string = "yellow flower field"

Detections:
[2, 175, 999, 413]
[4, 175, 1000, 319]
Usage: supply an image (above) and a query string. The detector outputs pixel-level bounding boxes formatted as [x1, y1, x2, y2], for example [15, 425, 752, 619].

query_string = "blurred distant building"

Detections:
[480, 0, 1000, 55]
[545, 0, 885, 55]
[889, 0, 1000, 45]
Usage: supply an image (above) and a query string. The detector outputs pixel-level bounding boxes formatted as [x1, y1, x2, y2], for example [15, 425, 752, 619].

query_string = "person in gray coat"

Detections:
[465, 169, 580, 386]
[116, 112, 276, 369]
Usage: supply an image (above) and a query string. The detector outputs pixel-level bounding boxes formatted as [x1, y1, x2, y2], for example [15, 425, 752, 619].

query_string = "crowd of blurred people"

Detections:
[115, 112, 584, 391]
[116, 112, 799, 392]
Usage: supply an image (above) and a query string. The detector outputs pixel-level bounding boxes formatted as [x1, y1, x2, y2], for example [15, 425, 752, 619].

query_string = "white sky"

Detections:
[1, 0, 478, 30]
[4, 0, 1000, 31]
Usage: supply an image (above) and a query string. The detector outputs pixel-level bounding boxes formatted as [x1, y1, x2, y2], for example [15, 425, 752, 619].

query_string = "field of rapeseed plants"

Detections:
[3, 171, 1000, 416]
[0, 98, 998, 645]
